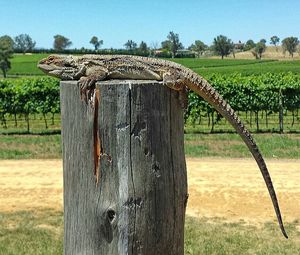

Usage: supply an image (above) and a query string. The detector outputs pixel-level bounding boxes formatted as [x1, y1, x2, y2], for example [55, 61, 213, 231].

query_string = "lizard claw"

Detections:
[79, 77, 97, 103]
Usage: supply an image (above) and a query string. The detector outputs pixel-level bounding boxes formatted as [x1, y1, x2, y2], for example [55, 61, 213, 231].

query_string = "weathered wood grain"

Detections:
[61, 80, 187, 255]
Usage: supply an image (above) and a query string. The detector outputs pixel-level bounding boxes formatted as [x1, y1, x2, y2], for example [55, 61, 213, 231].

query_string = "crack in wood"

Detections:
[93, 88, 101, 185]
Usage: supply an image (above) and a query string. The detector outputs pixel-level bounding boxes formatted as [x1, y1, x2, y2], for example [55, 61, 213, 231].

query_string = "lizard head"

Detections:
[38, 55, 83, 80]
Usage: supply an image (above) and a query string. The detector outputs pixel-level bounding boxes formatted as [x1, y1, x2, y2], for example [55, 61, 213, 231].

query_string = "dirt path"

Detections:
[0, 158, 299, 224]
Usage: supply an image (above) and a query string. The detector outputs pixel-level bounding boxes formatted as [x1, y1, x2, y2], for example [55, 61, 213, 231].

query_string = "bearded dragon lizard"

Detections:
[38, 54, 288, 238]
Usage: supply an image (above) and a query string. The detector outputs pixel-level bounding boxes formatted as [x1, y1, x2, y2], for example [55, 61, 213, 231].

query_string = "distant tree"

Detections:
[149, 41, 159, 56]
[252, 40, 266, 59]
[270, 35, 280, 51]
[212, 35, 234, 59]
[53, 35, 72, 51]
[282, 36, 299, 58]
[166, 31, 183, 58]
[260, 39, 267, 44]
[0, 35, 14, 78]
[89, 36, 103, 50]
[0, 35, 14, 49]
[189, 40, 207, 57]
[244, 39, 256, 51]
[161, 40, 172, 51]
[138, 41, 149, 55]
[14, 34, 36, 54]
[124, 40, 137, 51]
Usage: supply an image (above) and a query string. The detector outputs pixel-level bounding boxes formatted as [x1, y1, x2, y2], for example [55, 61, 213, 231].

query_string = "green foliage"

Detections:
[270, 35, 280, 46]
[162, 31, 184, 58]
[53, 35, 72, 51]
[185, 72, 300, 132]
[124, 40, 137, 50]
[0, 35, 14, 78]
[189, 40, 208, 57]
[14, 34, 36, 54]
[282, 36, 299, 58]
[253, 40, 266, 59]
[0, 77, 60, 132]
[138, 41, 149, 55]
[89, 36, 103, 50]
[244, 40, 256, 51]
[212, 35, 234, 59]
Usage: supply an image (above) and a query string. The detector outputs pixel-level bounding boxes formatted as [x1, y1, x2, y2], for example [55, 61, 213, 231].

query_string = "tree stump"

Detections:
[60, 80, 188, 255]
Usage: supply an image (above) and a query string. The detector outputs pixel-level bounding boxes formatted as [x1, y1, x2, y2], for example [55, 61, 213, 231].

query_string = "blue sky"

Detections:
[1, 0, 299, 49]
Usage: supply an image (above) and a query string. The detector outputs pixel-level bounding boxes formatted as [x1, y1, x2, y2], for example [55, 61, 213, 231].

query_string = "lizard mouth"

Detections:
[37, 63, 63, 77]
[38, 63, 56, 72]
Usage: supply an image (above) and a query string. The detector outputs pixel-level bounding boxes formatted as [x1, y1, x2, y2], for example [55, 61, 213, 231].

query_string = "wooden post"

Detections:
[60, 80, 188, 255]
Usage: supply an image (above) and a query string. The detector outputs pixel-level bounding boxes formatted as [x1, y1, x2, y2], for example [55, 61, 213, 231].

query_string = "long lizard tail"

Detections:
[187, 76, 288, 239]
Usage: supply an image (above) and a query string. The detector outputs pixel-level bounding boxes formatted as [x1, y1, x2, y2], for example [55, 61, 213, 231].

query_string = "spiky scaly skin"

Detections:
[38, 54, 288, 238]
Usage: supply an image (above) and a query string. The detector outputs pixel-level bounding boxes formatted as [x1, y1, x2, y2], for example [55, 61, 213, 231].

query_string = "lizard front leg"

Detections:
[79, 73, 106, 104]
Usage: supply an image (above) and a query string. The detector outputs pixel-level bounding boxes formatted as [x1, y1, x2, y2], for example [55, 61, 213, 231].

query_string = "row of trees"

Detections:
[90, 33, 300, 60]
[47, 32, 300, 59]
[1, 32, 300, 77]
[3, 32, 300, 57]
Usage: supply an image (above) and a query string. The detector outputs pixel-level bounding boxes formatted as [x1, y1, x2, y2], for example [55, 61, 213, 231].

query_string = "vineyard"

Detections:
[186, 72, 300, 133]
[1, 72, 300, 133]
[0, 77, 60, 132]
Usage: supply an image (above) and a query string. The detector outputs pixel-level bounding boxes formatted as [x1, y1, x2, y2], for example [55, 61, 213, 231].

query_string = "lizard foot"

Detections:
[79, 76, 97, 104]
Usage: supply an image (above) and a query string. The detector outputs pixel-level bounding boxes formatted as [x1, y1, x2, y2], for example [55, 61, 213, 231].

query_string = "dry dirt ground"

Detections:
[0, 158, 299, 225]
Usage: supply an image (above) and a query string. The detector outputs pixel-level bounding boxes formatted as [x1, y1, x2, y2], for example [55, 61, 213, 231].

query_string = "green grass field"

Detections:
[0, 210, 299, 255]
[4, 53, 300, 78]
[0, 134, 61, 159]
[173, 58, 300, 77]
[8, 54, 48, 76]
[0, 132, 299, 159]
